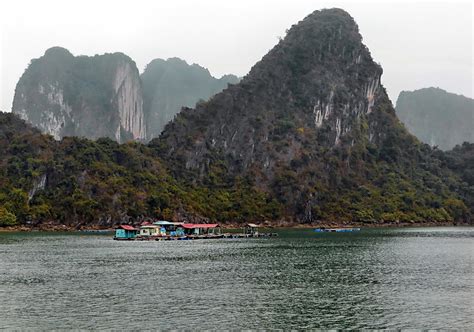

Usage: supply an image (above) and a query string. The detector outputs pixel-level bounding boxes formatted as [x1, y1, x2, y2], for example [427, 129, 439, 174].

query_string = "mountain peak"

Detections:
[305, 8, 357, 21]
[157, 9, 432, 222]
[291, 7, 359, 35]
[162, 8, 387, 161]
[244, 7, 375, 86]
[43, 46, 73, 58]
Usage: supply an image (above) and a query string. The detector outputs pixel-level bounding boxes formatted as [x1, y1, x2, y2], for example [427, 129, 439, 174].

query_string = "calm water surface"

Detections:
[0, 227, 473, 329]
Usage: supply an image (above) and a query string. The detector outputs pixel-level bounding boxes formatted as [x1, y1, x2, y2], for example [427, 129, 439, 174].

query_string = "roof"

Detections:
[182, 223, 219, 229]
[246, 223, 260, 228]
[118, 225, 138, 231]
[140, 225, 160, 229]
[153, 220, 173, 225]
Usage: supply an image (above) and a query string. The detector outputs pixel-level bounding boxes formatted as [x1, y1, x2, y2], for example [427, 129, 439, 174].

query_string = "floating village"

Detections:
[114, 221, 362, 241]
[114, 221, 278, 241]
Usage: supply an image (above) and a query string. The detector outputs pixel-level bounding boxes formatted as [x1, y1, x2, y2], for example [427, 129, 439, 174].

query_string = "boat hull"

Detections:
[314, 228, 361, 233]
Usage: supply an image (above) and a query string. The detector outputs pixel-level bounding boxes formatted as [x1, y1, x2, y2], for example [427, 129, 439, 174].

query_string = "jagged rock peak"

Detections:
[43, 46, 74, 58]
[161, 7, 386, 165]
[233, 7, 384, 131]
[12, 48, 146, 143]
[245, 9, 377, 83]
[144, 57, 238, 81]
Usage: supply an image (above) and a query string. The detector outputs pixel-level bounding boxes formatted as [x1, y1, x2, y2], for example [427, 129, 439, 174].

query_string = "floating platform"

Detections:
[314, 227, 361, 233]
[113, 232, 278, 241]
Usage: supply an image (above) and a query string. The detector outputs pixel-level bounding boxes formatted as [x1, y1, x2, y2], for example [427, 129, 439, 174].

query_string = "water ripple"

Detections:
[0, 227, 473, 329]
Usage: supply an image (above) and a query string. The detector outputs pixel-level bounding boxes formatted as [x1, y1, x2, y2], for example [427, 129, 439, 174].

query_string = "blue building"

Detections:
[114, 225, 139, 239]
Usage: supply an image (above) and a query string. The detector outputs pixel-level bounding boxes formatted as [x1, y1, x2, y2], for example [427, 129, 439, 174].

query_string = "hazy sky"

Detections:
[0, 0, 472, 112]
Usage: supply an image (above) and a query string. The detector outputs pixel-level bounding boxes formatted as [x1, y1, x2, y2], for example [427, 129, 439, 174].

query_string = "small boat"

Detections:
[314, 227, 361, 233]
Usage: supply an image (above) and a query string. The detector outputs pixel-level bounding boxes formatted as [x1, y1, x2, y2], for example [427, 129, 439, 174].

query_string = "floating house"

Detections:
[182, 223, 220, 236]
[245, 223, 260, 236]
[115, 225, 139, 239]
[153, 221, 185, 237]
[139, 225, 161, 237]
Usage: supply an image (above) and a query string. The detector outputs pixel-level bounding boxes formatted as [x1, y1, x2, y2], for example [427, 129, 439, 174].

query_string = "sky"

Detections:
[0, 0, 472, 112]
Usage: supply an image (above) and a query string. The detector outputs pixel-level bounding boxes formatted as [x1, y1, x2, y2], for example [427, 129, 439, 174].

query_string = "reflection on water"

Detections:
[0, 227, 473, 329]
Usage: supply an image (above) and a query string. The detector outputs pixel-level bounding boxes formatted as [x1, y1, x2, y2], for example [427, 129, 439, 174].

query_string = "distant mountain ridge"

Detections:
[12, 48, 239, 142]
[396, 87, 474, 150]
[141, 57, 239, 139]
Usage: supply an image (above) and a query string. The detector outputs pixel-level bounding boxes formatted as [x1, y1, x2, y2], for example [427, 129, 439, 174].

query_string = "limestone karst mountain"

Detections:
[12, 47, 146, 143]
[141, 58, 239, 140]
[157, 8, 471, 222]
[396, 87, 474, 150]
[12, 49, 239, 143]
[1, 9, 472, 227]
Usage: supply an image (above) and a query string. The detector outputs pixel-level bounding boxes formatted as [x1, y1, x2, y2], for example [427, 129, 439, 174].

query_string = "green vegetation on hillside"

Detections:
[0, 112, 280, 227]
[1, 110, 471, 228]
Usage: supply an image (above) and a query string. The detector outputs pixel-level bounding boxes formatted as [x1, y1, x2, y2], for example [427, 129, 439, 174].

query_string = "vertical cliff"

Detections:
[112, 58, 146, 142]
[12, 47, 74, 140]
[12, 47, 146, 143]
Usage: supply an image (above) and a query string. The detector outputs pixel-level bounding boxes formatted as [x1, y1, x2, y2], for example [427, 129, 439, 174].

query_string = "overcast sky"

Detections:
[0, 0, 472, 112]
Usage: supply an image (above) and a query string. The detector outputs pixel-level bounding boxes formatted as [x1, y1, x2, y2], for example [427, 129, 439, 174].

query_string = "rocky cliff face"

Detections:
[158, 8, 468, 223]
[396, 87, 474, 150]
[141, 58, 239, 140]
[112, 58, 146, 142]
[12, 47, 146, 143]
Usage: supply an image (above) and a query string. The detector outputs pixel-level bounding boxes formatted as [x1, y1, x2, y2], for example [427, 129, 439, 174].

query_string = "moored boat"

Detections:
[314, 227, 361, 233]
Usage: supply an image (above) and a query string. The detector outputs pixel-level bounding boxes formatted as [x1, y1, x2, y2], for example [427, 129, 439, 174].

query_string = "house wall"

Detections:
[115, 229, 136, 238]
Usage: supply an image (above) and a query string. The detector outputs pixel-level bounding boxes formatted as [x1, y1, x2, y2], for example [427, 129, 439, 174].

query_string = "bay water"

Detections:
[0, 227, 473, 329]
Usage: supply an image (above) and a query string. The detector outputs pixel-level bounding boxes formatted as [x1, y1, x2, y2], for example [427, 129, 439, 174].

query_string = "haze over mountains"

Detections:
[141, 58, 239, 139]
[396, 88, 474, 150]
[12, 48, 238, 143]
[1, 8, 472, 228]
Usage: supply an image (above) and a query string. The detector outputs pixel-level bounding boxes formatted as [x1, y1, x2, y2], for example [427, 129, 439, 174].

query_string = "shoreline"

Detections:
[0, 220, 472, 232]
